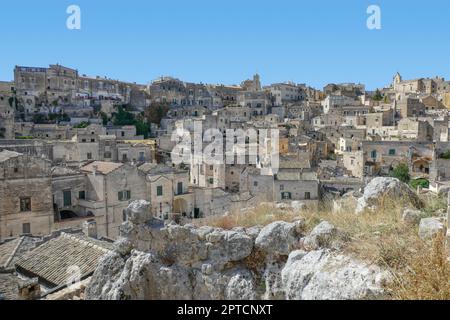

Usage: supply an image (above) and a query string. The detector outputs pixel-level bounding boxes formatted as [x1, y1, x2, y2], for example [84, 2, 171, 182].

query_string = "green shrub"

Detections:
[391, 163, 410, 183]
[410, 178, 429, 190]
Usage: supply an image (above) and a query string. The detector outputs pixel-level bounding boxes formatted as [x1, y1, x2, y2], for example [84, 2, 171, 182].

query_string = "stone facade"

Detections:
[0, 151, 53, 239]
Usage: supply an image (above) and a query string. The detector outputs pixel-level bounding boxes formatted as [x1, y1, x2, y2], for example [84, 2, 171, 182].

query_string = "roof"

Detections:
[15, 233, 113, 288]
[81, 161, 123, 175]
[0, 274, 20, 300]
[0, 238, 21, 271]
[51, 166, 82, 177]
[0, 150, 22, 162]
[279, 159, 311, 169]
[0, 236, 40, 271]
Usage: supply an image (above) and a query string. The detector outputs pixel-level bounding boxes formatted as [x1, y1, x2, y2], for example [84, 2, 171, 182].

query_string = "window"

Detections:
[121, 131, 125, 137]
[118, 190, 131, 201]
[281, 192, 292, 200]
[177, 182, 183, 195]
[104, 151, 111, 158]
[122, 154, 128, 161]
[14, 167, 18, 173]
[371, 150, 377, 159]
[22, 223, 31, 234]
[63, 190, 72, 206]
[139, 152, 145, 161]
[78, 191, 86, 200]
[305, 192, 311, 200]
[389, 149, 396, 156]
[280, 184, 284, 191]
[82, 139, 86, 143]
[253, 181, 258, 187]
[209, 178, 214, 185]
[91, 138, 95, 142]
[87, 152, 92, 160]
[20, 197, 31, 212]
[157, 186, 163, 196]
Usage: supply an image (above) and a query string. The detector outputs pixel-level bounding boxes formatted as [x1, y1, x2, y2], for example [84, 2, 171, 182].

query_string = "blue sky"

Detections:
[0, 0, 449, 90]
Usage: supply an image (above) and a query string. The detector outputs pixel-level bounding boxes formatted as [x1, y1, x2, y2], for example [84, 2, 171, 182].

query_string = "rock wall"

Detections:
[86, 200, 389, 300]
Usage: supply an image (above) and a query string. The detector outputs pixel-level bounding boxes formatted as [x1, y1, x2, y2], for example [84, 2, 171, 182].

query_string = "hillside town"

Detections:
[1, 64, 449, 300]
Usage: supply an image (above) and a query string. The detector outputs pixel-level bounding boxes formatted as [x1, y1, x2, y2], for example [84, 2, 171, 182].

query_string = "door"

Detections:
[63, 190, 72, 207]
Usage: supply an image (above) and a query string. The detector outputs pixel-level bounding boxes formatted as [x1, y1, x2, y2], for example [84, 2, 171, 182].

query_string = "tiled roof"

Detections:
[81, 161, 123, 175]
[0, 236, 40, 271]
[0, 238, 22, 271]
[0, 274, 19, 300]
[15, 233, 113, 288]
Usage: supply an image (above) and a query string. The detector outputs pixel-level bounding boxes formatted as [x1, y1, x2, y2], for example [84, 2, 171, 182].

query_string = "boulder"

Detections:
[125, 200, 151, 224]
[418, 217, 446, 239]
[281, 250, 388, 300]
[291, 201, 306, 211]
[255, 221, 300, 256]
[303, 221, 340, 250]
[332, 192, 358, 214]
[401, 208, 422, 225]
[356, 177, 421, 214]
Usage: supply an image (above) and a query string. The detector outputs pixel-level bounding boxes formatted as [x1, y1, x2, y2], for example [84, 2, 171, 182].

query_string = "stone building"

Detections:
[397, 97, 426, 118]
[80, 161, 148, 238]
[138, 163, 193, 220]
[397, 118, 433, 141]
[361, 141, 433, 176]
[266, 82, 306, 106]
[0, 150, 53, 240]
[0, 88, 15, 139]
[14, 64, 144, 108]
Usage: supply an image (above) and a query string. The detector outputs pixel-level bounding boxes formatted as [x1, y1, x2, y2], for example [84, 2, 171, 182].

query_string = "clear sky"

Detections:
[0, 0, 449, 90]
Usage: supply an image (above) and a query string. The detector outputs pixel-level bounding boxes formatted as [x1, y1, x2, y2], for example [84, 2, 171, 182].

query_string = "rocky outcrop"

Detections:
[402, 208, 422, 226]
[356, 177, 422, 213]
[303, 221, 342, 250]
[85, 201, 390, 300]
[281, 250, 388, 300]
[418, 217, 446, 240]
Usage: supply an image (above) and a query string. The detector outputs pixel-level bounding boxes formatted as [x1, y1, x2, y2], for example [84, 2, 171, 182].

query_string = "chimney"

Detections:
[82, 220, 98, 239]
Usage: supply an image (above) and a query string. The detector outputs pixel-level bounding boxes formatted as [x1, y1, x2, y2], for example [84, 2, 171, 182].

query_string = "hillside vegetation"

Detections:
[194, 193, 450, 300]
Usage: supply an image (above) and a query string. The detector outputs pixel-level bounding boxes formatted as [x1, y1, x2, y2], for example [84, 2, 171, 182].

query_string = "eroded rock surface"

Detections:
[85, 200, 390, 300]
[356, 177, 422, 213]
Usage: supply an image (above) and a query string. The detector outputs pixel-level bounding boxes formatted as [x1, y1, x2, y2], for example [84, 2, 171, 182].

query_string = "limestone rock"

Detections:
[291, 201, 306, 211]
[401, 208, 422, 225]
[332, 192, 358, 214]
[303, 221, 339, 250]
[356, 177, 421, 214]
[255, 221, 300, 256]
[225, 269, 258, 300]
[281, 250, 388, 300]
[418, 217, 446, 239]
[126, 200, 151, 224]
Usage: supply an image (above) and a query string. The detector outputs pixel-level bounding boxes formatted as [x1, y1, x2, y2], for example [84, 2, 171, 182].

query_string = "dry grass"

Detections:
[193, 193, 450, 300]
[386, 233, 450, 300]
[193, 204, 301, 230]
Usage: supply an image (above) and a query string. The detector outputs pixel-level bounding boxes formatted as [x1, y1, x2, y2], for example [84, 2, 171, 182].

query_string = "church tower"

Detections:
[253, 73, 261, 91]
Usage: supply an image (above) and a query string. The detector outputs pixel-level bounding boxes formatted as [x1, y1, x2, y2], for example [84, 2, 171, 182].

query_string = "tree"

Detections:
[391, 163, 410, 183]
[373, 89, 383, 101]
[134, 120, 151, 139]
[144, 102, 170, 125]
[112, 106, 151, 138]
[73, 121, 90, 129]
[113, 106, 135, 126]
